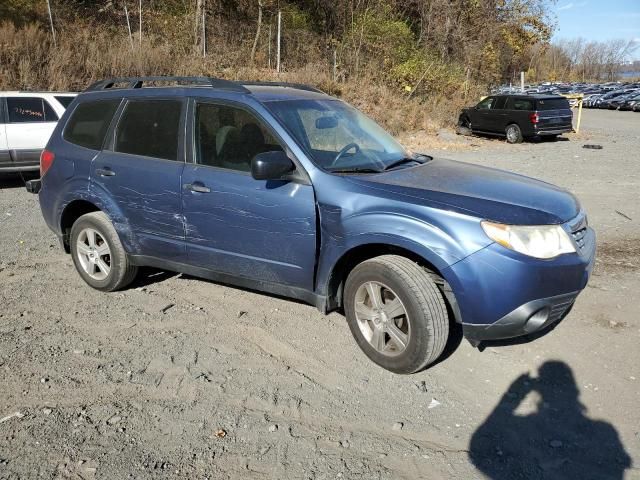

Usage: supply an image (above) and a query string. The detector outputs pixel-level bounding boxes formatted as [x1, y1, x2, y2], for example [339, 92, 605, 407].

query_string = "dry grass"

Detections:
[0, 21, 478, 133]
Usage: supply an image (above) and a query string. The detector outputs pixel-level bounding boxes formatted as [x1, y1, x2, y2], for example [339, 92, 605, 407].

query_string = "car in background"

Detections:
[0, 92, 77, 174]
[615, 93, 640, 111]
[597, 89, 636, 109]
[457, 94, 573, 143]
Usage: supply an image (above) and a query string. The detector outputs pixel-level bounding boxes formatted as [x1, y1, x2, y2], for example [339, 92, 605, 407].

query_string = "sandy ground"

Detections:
[0, 108, 639, 479]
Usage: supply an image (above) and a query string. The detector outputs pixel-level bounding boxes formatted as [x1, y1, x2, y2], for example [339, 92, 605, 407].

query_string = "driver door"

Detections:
[181, 100, 317, 291]
[470, 96, 497, 132]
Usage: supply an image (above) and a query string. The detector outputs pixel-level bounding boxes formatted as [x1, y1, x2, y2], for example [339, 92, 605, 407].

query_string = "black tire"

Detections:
[344, 255, 449, 374]
[505, 123, 523, 144]
[70, 211, 138, 291]
[456, 116, 472, 136]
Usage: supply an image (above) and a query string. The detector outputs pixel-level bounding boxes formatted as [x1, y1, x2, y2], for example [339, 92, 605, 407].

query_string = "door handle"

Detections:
[96, 167, 115, 177]
[185, 182, 211, 193]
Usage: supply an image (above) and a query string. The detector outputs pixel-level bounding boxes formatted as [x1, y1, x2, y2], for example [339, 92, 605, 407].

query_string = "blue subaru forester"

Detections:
[27, 77, 595, 373]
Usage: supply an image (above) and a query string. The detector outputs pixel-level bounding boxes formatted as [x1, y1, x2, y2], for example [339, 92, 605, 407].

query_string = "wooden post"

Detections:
[276, 10, 281, 73]
[46, 0, 57, 47]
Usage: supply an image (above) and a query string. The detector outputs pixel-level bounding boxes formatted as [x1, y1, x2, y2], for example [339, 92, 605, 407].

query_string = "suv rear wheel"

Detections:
[505, 123, 523, 144]
[70, 211, 138, 291]
[344, 255, 449, 374]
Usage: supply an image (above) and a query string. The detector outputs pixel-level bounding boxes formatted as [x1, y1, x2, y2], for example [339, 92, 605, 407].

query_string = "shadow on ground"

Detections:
[0, 173, 38, 190]
[469, 361, 631, 480]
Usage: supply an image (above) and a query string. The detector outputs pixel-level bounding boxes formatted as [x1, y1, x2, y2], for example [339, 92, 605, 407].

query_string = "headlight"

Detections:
[481, 221, 576, 259]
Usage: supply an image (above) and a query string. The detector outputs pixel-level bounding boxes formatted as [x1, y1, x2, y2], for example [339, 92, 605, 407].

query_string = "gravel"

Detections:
[0, 109, 638, 478]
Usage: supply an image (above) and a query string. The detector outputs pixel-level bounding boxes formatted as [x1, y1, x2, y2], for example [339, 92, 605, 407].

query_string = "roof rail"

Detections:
[84, 76, 250, 93]
[241, 81, 325, 94]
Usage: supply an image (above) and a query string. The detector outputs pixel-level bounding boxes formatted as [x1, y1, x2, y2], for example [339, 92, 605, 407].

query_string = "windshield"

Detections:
[266, 99, 412, 172]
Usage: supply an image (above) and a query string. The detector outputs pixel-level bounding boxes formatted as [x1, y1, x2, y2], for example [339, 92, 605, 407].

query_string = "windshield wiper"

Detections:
[382, 155, 430, 171]
[328, 167, 382, 174]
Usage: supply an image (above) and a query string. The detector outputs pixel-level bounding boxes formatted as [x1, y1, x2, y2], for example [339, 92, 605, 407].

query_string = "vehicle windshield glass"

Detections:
[265, 99, 411, 172]
[536, 98, 570, 110]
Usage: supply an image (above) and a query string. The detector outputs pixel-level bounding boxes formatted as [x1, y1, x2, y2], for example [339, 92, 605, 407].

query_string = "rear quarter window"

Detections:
[63, 99, 121, 150]
[510, 98, 534, 111]
[55, 96, 75, 109]
[536, 98, 570, 110]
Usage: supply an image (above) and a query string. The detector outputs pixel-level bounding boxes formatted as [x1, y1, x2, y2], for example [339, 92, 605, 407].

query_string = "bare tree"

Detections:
[250, 0, 264, 63]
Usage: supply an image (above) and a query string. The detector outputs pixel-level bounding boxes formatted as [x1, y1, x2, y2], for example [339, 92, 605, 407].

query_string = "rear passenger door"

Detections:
[181, 100, 317, 291]
[92, 98, 186, 260]
[5, 96, 59, 166]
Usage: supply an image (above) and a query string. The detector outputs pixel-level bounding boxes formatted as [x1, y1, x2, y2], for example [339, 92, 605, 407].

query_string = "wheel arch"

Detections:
[322, 242, 462, 323]
[60, 200, 102, 253]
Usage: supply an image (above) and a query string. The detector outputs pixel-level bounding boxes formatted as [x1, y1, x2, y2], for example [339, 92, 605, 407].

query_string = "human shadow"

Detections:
[469, 361, 631, 480]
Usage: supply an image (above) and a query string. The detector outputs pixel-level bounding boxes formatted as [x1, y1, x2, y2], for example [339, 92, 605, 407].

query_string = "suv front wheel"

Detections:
[344, 255, 449, 374]
[70, 211, 138, 291]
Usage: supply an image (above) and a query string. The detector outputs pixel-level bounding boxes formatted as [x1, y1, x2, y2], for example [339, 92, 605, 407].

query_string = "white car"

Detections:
[1, 92, 76, 173]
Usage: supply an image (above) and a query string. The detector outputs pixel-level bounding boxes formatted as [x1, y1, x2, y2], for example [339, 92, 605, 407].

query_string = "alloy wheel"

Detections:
[76, 228, 111, 280]
[354, 281, 410, 356]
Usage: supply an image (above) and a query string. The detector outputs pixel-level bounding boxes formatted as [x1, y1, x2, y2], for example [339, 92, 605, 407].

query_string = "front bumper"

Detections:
[462, 290, 577, 342]
[443, 217, 595, 343]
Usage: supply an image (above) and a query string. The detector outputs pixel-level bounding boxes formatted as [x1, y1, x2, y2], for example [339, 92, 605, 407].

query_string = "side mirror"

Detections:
[251, 151, 295, 181]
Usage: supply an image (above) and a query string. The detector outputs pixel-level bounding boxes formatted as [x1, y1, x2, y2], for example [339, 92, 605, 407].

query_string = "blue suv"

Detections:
[27, 77, 595, 373]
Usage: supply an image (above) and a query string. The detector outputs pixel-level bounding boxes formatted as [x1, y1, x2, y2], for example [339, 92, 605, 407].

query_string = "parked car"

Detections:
[457, 94, 573, 143]
[26, 77, 595, 373]
[0, 92, 76, 173]
[617, 93, 640, 111]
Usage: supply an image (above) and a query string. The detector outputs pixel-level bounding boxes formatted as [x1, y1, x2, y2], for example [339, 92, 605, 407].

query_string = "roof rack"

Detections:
[84, 76, 250, 93]
[241, 81, 324, 94]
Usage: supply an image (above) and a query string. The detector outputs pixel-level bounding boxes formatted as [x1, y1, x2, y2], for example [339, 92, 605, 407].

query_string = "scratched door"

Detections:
[181, 101, 317, 291]
[91, 98, 186, 261]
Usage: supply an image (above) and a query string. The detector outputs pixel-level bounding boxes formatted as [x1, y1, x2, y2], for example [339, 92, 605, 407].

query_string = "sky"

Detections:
[552, 0, 640, 61]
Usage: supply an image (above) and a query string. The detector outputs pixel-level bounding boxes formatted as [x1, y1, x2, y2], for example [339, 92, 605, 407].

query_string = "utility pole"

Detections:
[276, 10, 281, 73]
[520, 71, 525, 92]
[46, 0, 57, 47]
[139, 0, 142, 47]
[202, 6, 206, 57]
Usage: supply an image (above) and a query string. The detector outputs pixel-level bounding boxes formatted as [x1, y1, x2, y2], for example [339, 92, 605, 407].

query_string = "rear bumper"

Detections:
[533, 126, 572, 136]
[462, 291, 577, 342]
[25, 179, 42, 194]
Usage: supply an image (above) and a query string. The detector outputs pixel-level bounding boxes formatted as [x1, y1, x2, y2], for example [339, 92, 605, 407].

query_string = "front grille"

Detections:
[548, 298, 575, 322]
[571, 226, 588, 251]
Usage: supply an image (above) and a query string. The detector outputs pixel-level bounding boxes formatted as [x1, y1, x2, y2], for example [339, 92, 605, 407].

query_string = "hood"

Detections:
[346, 158, 580, 225]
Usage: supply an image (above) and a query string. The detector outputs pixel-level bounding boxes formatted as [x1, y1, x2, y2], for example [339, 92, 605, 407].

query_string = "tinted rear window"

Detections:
[7, 97, 58, 122]
[536, 98, 570, 110]
[510, 98, 534, 110]
[55, 96, 75, 108]
[114, 100, 182, 161]
[64, 99, 120, 150]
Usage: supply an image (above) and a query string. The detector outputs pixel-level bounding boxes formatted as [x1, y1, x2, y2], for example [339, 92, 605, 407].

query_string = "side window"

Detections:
[195, 103, 282, 172]
[493, 97, 507, 110]
[476, 97, 494, 110]
[114, 100, 182, 161]
[7, 97, 59, 123]
[511, 98, 534, 111]
[64, 99, 121, 150]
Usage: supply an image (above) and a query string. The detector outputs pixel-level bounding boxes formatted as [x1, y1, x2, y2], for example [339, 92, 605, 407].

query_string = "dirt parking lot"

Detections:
[1, 109, 639, 479]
